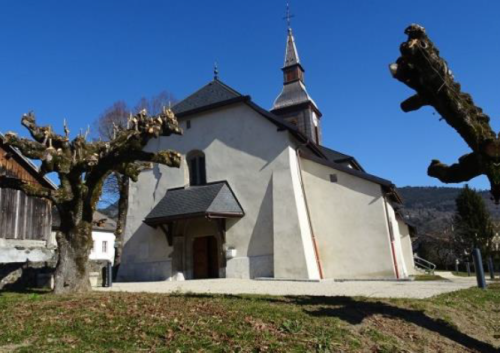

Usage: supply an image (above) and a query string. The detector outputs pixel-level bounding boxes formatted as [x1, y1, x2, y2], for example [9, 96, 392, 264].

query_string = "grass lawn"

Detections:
[413, 274, 446, 281]
[0, 284, 498, 352]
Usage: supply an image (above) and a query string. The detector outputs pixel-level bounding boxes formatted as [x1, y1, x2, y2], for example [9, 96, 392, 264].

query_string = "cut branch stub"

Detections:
[391, 24, 500, 203]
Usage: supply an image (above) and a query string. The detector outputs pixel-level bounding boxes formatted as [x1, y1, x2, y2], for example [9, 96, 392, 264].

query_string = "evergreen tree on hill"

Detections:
[453, 185, 494, 257]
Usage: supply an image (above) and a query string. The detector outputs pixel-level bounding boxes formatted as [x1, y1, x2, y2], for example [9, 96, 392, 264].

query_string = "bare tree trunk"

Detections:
[54, 220, 93, 294]
[113, 174, 129, 279]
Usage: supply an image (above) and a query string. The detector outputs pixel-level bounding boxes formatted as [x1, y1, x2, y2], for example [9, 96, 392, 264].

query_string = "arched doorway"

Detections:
[192, 235, 219, 279]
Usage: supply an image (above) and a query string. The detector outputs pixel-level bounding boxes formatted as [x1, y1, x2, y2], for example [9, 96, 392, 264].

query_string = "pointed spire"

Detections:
[284, 29, 300, 67]
[283, 2, 299, 68]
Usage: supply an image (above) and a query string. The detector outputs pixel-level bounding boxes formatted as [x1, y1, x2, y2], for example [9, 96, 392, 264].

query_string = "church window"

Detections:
[188, 151, 206, 186]
[314, 126, 320, 144]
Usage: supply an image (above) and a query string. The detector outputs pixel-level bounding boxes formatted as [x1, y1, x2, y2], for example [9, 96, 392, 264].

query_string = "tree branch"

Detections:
[2, 133, 46, 160]
[427, 153, 483, 183]
[390, 24, 496, 151]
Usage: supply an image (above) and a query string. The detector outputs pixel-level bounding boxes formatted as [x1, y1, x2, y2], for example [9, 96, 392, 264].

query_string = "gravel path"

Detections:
[96, 272, 478, 299]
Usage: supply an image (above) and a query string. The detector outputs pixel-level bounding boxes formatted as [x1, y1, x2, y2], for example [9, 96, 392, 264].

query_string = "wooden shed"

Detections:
[0, 135, 56, 243]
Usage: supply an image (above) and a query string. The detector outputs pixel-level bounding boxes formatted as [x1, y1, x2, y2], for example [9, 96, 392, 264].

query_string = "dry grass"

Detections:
[0, 284, 498, 352]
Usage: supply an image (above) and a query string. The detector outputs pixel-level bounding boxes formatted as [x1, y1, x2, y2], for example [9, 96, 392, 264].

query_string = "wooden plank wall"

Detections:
[0, 145, 42, 186]
[0, 145, 52, 241]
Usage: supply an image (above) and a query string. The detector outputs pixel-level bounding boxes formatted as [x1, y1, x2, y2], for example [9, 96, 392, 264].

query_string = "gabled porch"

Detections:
[144, 181, 244, 280]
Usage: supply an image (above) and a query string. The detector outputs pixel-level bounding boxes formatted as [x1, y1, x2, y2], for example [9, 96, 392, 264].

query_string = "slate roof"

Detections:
[318, 145, 365, 172]
[93, 211, 117, 232]
[52, 210, 117, 232]
[272, 80, 318, 112]
[284, 29, 300, 68]
[0, 132, 58, 190]
[318, 145, 353, 163]
[144, 181, 244, 225]
[172, 80, 245, 117]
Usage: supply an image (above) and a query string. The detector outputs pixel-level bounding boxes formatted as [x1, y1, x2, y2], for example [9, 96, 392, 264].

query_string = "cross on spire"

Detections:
[214, 61, 219, 80]
[283, 2, 294, 31]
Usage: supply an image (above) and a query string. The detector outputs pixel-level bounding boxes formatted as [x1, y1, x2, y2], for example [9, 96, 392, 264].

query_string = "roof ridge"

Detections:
[0, 132, 58, 190]
[212, 79, 244, 97]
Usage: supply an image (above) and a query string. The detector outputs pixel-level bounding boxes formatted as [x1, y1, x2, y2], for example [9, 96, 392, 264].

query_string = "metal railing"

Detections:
[414, 255, 436, 275]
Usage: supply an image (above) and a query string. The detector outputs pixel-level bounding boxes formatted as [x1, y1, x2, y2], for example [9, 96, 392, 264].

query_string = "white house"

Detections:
[118, 26, 415, 282]
[89, 211, 116, 265]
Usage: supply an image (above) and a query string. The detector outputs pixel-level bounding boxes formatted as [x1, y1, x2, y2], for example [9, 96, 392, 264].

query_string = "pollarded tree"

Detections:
[94, 92, 177, 276]
[453, 185, 494, 257]
[390, 25, 500, 204]
[0, 108, 182, 294]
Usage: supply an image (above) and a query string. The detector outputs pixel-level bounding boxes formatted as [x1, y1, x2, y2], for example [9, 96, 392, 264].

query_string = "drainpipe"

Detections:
[382, 195, 400, 279]
[296, 144, 324, 280]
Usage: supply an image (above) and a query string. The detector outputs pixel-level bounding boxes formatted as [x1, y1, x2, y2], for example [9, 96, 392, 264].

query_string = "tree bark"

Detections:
[113, 174, 129, 279]
[54, 216, 93, 294]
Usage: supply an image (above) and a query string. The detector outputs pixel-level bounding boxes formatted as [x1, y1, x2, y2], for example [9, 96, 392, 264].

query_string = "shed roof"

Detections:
[0, 132, 57, 190]
[144, 181, 244, 225]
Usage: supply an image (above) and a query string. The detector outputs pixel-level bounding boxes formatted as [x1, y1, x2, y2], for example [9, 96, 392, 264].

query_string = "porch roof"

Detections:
[144, 181, 244, 225]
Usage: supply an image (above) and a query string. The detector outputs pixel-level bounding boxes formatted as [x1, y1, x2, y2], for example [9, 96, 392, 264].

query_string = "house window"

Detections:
[186, 120, 191, 129]
[187, 151, 206, 186]
[102, 241, 108, 253]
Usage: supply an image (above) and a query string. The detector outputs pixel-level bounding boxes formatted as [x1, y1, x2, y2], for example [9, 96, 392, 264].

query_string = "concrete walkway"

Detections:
[97, 272, 479, 299]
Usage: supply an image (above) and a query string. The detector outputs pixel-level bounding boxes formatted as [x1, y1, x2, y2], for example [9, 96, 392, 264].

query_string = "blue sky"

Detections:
[1, 0, 500, 189]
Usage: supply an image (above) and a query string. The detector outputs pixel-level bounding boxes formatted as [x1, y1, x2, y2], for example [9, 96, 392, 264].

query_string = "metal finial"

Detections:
[283, 2, 294, 31]
[214, 61, 219, 80]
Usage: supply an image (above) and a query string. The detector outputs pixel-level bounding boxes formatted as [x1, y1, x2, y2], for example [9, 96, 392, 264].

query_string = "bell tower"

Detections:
[271, 7, 322, 144]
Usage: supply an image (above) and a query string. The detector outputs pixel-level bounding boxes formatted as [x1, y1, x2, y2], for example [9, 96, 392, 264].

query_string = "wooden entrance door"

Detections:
[193, 236, 219, 279]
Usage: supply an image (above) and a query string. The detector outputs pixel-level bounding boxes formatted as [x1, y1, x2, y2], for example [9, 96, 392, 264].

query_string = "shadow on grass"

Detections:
[292, 296, 496, 353]
[179, 293, 497, 353]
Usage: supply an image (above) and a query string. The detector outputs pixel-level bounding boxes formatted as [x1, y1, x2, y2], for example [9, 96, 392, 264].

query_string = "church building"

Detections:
[118, 25, 416, 282]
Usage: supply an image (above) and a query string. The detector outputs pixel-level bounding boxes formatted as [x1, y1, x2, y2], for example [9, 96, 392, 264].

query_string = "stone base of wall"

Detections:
[0, 261, 56, 291]
[117, 260, 172, 282]
[0, 259, 111, 290]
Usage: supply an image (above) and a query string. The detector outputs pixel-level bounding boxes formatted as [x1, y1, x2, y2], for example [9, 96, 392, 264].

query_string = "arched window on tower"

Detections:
[187, 150, 206, 186]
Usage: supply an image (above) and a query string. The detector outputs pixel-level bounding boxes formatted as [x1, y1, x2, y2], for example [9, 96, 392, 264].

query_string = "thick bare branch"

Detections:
[391, 24, 500, 204]
[427, 153, 483, 183]
[390, 24, 495, 151]
[3, 133, 46, 160]
[21, 112, 70, 149]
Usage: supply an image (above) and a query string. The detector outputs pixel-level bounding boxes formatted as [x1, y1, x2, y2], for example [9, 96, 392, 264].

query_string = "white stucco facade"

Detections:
[89, 230, 116, 264]
[300, 158, 399, 279]
[119, 103, 310, 281]
[118, 99, 415, 282]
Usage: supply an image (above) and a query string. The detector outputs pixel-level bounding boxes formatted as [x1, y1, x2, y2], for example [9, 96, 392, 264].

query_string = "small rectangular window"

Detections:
[186, 120, 191, 129]
[330, 174, 338, 183]
[102, 241, 108, 253]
